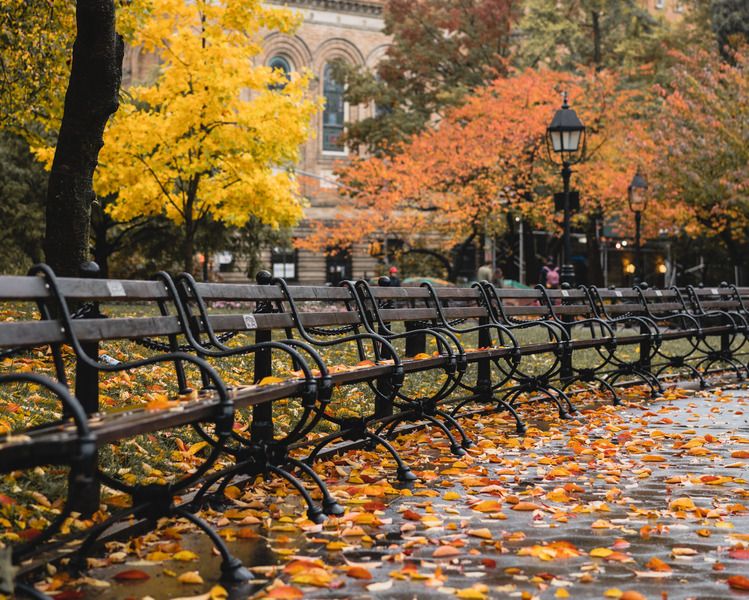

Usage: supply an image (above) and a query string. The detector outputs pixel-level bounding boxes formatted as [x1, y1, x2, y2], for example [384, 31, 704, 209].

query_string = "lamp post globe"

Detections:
[546, 92, 586, 286]
[628, 168, 649, 285]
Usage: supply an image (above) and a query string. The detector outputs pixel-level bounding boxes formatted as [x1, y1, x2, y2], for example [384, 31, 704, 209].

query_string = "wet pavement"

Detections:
[49, 383, 749, 600]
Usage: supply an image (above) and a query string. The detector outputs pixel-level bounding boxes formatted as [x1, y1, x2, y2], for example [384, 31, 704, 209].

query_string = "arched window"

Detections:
[268, 55, 291, 90]
[323, 63, 345, 152]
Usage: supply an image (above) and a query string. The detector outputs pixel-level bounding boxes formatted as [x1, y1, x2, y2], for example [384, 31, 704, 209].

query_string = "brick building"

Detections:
[253, 0, 389, 285]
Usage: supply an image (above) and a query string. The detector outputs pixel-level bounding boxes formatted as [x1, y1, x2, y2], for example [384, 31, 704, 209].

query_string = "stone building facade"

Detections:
[252, 0, 389, 285]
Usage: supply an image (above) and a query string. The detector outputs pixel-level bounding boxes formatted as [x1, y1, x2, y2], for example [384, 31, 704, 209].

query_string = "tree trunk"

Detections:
[44, 0, 123, 277]
[183, 222, 195, 274]
[591, 10, 602, 67]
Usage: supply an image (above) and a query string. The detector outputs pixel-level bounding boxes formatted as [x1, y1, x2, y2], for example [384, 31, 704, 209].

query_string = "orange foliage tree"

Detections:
[299, 67, 672, 282]
[650, 45, 749, 270]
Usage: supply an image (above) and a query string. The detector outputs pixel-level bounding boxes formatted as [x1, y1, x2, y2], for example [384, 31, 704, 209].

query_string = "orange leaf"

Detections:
[645, 557, 671, 572]
[728, 575, 749, 591]
[641, 455, 666, 462]
[346, 566, 373, 580]
[467, 528, 492, 540]
[433, 545, 462, 558]
[266, 585, 305, 599]
[471, 500, 503, 513]
[145, 398, 178, 411]
[511, 502, 541, 511]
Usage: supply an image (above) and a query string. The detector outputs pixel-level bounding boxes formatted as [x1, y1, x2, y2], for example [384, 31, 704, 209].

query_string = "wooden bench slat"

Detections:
[0, 275, 50, 300]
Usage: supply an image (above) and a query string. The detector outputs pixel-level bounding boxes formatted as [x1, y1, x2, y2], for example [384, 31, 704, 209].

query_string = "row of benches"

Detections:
[2, 264, 748, 597]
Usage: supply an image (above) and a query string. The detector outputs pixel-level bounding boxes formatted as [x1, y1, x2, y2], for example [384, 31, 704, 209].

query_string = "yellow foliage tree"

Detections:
[95, 0, 320, 272]
[0, 0, 75, 143]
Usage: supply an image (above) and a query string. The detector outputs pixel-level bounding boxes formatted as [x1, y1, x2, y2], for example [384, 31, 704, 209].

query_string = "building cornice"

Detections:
[267, 0, 384, 17]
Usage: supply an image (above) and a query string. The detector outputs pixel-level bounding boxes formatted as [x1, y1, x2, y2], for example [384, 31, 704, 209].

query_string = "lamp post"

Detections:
[627, 168, 648, 285]
[546, 92, 586, 286]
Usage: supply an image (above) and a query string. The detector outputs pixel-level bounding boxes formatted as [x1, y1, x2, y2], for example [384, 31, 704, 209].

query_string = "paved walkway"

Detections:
[54, 384, 749, 599]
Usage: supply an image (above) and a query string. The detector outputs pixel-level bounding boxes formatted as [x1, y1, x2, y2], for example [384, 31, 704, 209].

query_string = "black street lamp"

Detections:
[628, 168, 648, 285]
[546, 92, 586, 285]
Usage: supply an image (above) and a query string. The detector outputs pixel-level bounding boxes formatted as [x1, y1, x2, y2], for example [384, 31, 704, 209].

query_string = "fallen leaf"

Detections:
[366, 580, 393, 592]
[266, 585, 304, 599]
[178, 571, 204, 585]
[113, 569, 150, 581]
[645, 557, 671, 572]
[728, 575, 749, 591]
[467, 528, 492, 540]
[346, 566, 373, 580]
[471, 500, 503, 513]
[433, 545, 462, 558]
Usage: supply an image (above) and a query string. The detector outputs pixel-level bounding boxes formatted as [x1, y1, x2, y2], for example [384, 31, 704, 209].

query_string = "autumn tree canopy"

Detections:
[330, 0, 522, 154]
[299, 67, 674, 263]
[94, 0, 320, 272]
[0, 0, 74, 143]
[650, 45, 749, 267]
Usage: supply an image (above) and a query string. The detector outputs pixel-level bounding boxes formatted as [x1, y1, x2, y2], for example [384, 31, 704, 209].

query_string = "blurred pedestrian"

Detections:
[388, 266, 401, 286]
[493, 266, 504, 288]
[477, 262, 493, 282]
[539, 256, 559, 288]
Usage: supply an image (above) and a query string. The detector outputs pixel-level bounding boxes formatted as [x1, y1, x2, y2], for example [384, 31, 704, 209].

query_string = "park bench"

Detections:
[0, 264, 330, 594]
[174, 272, 475, 475]
[685, 284, 749, 377]
[479, 283, 671, 404]
[584, 285, 665, 395]
[632, 285, 744, 385]
[4, 266, 749, 598]
[360, 281, 575, 424]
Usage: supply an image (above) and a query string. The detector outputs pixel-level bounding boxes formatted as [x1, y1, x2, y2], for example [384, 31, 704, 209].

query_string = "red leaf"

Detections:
[728, 548, 749, 560]
[18, 528, 40, 541]
[51, 591, 85, 600]
[113, 569, 150, 581]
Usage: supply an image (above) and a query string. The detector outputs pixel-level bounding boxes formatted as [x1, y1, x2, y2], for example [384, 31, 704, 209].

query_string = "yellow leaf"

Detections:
[258, 376, 285, 386]
[224, 486, 241, 500]
[455, 589, 487, 599]
[177, 571, 204, 584]
[187, 441, 209, 456]
[209, 586, 228, 600]
[669, 497, 696, 511]
[472, 500, 503, 513]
